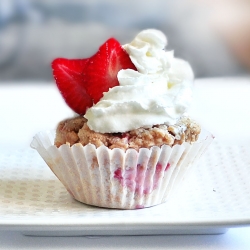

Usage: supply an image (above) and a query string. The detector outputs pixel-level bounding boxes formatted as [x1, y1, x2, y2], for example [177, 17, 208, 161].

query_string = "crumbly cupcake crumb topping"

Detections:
[55, 116, 200, 151]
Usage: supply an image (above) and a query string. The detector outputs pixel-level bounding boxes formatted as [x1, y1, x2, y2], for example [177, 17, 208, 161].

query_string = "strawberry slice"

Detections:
[52, 58, 92, 115]
[52, 38, 136, 114]
[83, 38, 137, 103]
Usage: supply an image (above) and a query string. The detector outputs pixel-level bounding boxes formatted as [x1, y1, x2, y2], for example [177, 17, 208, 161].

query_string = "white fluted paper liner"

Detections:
[31, 129, 214, 209]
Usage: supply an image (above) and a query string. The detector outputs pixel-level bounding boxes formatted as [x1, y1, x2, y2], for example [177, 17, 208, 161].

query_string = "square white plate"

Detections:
[0, 139, 250, 236]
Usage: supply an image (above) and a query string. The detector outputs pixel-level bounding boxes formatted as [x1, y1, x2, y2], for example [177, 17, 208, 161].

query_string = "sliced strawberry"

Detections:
[52, 38, 137, 114]
[83, 38, 137, 103]
[52, 58, 92, 115]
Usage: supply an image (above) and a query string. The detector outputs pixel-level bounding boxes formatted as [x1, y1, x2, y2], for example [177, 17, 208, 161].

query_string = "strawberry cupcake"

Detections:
[31, 29, 213, 209]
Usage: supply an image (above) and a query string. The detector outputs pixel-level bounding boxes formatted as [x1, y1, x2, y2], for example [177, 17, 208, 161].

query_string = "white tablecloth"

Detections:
[0, 228, 250, 250]
[0, 77, 250, 249]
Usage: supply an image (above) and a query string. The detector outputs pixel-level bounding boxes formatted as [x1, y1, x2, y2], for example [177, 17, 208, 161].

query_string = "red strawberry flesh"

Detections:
[52, 58, 92, 115]
[52, 38, 137, 114]
[84, 38, 137, 103]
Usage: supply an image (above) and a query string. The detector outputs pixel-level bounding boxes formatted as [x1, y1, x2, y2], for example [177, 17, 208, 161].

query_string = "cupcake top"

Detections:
[52, 29, 194, 134]
[85, 29, 194, 133]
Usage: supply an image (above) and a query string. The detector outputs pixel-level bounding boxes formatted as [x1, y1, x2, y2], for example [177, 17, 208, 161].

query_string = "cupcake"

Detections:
[31, 29, 213, 209]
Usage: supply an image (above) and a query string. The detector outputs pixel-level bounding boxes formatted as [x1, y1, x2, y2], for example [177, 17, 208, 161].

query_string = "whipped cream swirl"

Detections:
[84, 29, 194, 133]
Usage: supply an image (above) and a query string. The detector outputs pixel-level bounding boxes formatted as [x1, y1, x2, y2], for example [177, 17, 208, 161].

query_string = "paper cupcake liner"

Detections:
[31, 129, 214, 209]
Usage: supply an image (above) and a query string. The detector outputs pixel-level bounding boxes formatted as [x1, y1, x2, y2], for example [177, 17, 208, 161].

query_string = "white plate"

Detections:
[0, 139, 250, 236]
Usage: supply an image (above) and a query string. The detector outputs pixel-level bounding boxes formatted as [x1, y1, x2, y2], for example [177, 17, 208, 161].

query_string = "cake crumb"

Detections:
[55, 116, 201, 150]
